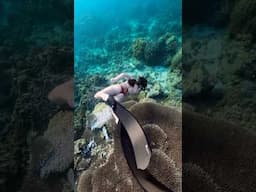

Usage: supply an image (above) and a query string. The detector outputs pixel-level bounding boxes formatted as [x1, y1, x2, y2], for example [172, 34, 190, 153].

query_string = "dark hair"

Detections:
[128, 79, 137, 87]
[137, 77, 147, 90]
[128, 77, 147, 90]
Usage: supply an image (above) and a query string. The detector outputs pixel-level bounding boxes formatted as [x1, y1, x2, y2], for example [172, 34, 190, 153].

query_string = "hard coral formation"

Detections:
[229, 0, 256, 39]
[48, 79, 74, 108]
[183, 163, 221, 192]
[132, 33, 180, 66]
[31, 111, 73, 178]
[147, 149, 181, 191]
[183, 63, 215, 99]
[169, 48, 182, 72]
[144, 41, 164, 65]
[132, 38, 147, 61]
[0, 46, 73, 191]
[0, 0, 73, 191]
[143, 124, 167, 151]
[158, 33, 179, 54]
[183, 109, 256, 192]
[76, 102, 182, 192]
[87, 102, 113, 130]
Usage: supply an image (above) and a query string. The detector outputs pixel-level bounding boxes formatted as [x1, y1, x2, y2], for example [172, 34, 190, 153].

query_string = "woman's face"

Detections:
[128, 83, 140, 94]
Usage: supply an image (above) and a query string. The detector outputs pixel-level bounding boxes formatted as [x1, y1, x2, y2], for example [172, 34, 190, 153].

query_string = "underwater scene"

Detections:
[0, 1, 74, 191]
[74, 0, 182, 191]
[182, 0, 256, 191]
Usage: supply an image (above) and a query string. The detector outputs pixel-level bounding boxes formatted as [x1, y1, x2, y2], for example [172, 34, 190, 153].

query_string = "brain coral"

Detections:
[183, 109, 256, 192]
[76, 102, 182, 192]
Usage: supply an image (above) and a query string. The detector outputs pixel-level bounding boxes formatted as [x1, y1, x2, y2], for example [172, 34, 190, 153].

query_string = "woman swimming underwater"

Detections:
[94, 73, 147, 102]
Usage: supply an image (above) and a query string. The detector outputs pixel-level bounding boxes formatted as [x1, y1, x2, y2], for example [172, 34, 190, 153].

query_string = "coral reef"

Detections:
[183, 63, 215, 99]
[87, 102, 113, 129]
[0, 1, 73, 190]
[31, 111, 73, 177]
[74, 1, 182, 191]
[182, 16, 256, 189]
[183, 109, 256, 192]
[183, 163, 221, 192]
[48, 79, 74, 108]
[76, 102, 182, 192]
[169, 48, 182, 72]
[183, 30, 256, 129]
[132, 38, 147, 61]
[132, 33, 181, 66]
[229, 0, 256, 39]
[144, 41, 164, 65]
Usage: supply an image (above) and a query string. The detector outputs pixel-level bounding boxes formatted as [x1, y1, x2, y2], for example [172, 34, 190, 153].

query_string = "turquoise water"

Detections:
[74, 1, 182, 182]
[75, 0, 182, 107]
[75, 0, 181, 75]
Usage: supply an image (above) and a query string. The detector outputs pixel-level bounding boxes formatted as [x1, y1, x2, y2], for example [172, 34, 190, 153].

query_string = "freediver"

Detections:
[94, 73, 147, 102]
[94, 73, 147, 123]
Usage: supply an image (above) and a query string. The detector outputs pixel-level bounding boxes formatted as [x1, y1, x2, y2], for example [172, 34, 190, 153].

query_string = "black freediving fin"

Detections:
[106, 96, 173, 192]
[120, 125, 173, 192]
[106, 96, 151, 170]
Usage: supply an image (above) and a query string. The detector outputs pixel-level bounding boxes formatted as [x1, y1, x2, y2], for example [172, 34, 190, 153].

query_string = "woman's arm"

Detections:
[94, 84, 122, 101]
[111, 73, 133, 83]
[94, 91, 109, 101]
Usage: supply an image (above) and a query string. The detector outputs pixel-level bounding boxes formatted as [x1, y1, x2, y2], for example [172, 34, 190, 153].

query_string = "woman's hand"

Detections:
[110, 78, 116, 83]
[102, 94, 109, 102]
[94, 91, 109, 102]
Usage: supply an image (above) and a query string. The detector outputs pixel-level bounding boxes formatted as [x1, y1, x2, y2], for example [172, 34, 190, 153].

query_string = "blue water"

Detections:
[75, 0, 181, 104]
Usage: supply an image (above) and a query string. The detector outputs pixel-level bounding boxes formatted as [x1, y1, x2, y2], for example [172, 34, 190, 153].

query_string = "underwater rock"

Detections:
[183, 163, 221, 192]
[229, 0, 256, 39]
[67, 168, 75, 189]
[76, 102, 181, 192]
[147, 149, 181, 192]
[132, 38, 147, 61]
[87, 102, 113, 130]
[146, 82, 168, 100]
[75, 153, 92, 173]
[183, 109, 256, 192]
[144, 41, 164, 66]
[241, 80, 256, 98]
[165, 35, 179, 53]
[77, 170, 93, 192]
[31, 111, 73, 178]
[143, 124, 168, 151]
[169, 48, 182, 72]
[183, 63, 215, 99]
[158, 33, 180, 56]
[121, 100, 138, 109]
[48, 79, 74, 108]
[132, 38, 168, 66]
[211, 80, 224, 99]
[130, 102, 182, 169]
[158, 33, 179, 54]
[74, 138, 86, 155]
